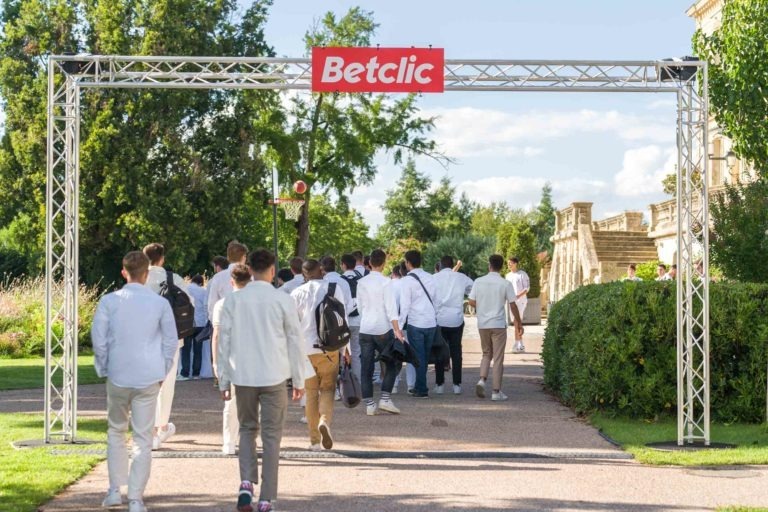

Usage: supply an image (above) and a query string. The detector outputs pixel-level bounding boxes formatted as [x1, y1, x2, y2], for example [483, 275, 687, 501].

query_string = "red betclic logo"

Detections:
[311, 47, 445, 93]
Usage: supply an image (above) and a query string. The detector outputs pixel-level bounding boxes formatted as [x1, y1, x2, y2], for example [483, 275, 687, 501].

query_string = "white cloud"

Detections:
[456, 175, 609, 210]
[613, 145, 676, 197]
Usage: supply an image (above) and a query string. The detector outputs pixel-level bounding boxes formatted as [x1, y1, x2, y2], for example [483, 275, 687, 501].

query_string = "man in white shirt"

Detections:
[207, 242, 248, 319]
[211, 264, 250, 455]
[179, 274, 208, 380]
[92, 251, 178, 512]
[321, 255, 354, 396]
[340, 253, 364, 383]
[656, 263, 674, 281]
[357, 249, 403, 415]
[506, 256, 531, 353]
[292, 259, 347, 451]
[142, 243, 193, 450]
[218, 249, 310, 512]
[279, 257, 305, 294]
[433, 255, 474, 395]
[468, 254, 517, 402]
[622, 263, 643, 282]
[352, 250, 369, 276]
[399, 250, 438, 399]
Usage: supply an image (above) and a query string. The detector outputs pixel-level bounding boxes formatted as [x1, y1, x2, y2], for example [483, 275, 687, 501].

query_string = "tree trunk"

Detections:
[295, 194, 310, 258]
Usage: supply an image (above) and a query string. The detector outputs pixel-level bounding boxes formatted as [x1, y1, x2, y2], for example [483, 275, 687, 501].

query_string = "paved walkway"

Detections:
[5, 318, 768, 511]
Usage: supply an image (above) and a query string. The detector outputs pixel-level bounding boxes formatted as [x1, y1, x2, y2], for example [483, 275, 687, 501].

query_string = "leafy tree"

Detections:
[306, 195, 374, 259]
[378, 160, 434, 242]
[710, 178, 768, 283]
[271, 7, 446, 258]
[531, 182, 556, 255]
[424, 234, 494, 279]
[496, 220, 540, 298]
[427, 177, 473, 240]
[694, 0, 768, 175]
[384, 237, 423, 274]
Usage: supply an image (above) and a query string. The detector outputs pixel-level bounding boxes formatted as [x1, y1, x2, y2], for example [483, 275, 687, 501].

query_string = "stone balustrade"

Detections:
[592, 211, 644, 232]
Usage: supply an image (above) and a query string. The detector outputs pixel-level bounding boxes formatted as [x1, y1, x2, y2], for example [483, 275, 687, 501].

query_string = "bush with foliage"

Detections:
[424, 234, 494, 279]
[0, 278, 99, 357]
[496, 221, 540, 298]
[542, 281, 768, 423]
[383, 238, 424, 274]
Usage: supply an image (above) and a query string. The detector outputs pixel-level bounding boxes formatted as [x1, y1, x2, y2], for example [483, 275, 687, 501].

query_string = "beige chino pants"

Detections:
[479, 328, 507, 391]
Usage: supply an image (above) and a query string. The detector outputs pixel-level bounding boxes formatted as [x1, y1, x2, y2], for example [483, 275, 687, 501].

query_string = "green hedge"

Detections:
[542, 281, 768, 423]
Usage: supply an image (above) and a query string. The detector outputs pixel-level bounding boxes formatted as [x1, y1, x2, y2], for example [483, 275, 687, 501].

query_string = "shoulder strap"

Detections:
[353, 270, 363, 279]
[407, 273, 434, 306]
[166, 270, 174, 286]
[327, 281, 337, 297]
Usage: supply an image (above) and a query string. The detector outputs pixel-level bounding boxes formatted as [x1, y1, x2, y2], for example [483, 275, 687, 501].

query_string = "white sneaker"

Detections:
[299, 415, 307, 424]
[101, 488, 122, 507]
[128, 500, 147, 512]
[378, 399, 400, 415]
[334, 389, 341, 401]
[434, 384, 444, 395]
[176, 375, 190, 381]
[519, 343, 526, 353]
[366, 403, 377, 416]
[222, 444, 236, 456]
[152, 423, 175, 450]
[308, 443, 322, 452]
[475, 379, 486, 398]
[318, 420, 333, 450]
[491, 391, 509, 401]
[453, 384, 462, 395]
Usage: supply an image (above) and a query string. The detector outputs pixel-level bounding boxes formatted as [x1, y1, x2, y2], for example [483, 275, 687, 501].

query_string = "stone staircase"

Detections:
[592, 231, 659, 272]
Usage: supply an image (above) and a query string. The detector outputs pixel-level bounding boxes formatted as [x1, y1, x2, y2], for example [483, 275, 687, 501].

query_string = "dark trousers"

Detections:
[360, 331, 403, 399]
[406, 325, 436, 395]
[180, 326, 204, 377]
[435, 323, 465, 386]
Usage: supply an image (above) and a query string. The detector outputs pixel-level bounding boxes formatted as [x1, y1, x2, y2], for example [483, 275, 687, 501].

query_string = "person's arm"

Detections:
[217, 298, 234, 395]
[159, 302, 179, 375]
[384, 284, 404, 341]
[467, 282, 477, 309]
[207, 277, 219, 320]
[282, 298, 312, 401]
[398, 278, 413, 328]
[90, 297, 110, 378]
[463, 275, 474, 296]
[517, 272, 530, 299]
[453, 260, 462, 272]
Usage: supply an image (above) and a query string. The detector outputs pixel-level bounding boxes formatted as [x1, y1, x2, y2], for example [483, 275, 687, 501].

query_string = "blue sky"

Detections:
[262, 0, 696, 232]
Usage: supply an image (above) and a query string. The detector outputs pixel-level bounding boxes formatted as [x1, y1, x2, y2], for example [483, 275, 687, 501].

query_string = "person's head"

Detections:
[302, 258, 323, 280]
[369, 249, 386, 271]
[434, 262, 440, 273]
[211, 255, 228, 273]
[289, 257, 304, 276]
[440, 255, 454, 271]
[340, 254, 356, 272]
[142, 243, 165, 267]
[489, 254, 504, 272]
[320, 256, 336, 275]
[627, 264, 637, 277]
[669, 264, 677, 278]
[364, 255, 371, 270]
[230, 263, 251, 290]
[277, 268, 294, 286]
[399, 262, 408, 276]
[390, 264, 402, 279]
[227, 241, 248, 264]
[190, 274, 204, 286]
[404, 250, 422, 271]
[352, 250, 364, 265]
[507, 256, 519, 272]
[122, 251, 150, 284]
[247, 249, 276, 282]
[657, 263, 667, 277]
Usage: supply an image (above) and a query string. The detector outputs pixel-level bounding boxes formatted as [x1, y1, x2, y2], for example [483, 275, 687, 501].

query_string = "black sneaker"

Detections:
[237, 481, 254, 512]
[407, 388, 415, 396]
[412, 392, 429, 399]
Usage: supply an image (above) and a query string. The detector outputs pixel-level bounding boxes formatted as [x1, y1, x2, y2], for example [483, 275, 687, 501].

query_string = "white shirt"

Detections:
[390, 278, 403, 311]
[323, 271, 354, 319]
[187, 282, 209, 327]
[398, 268, 438, 329]
[279, 273, 305, 294]
[657, 274, 673, 281]
[207, 263, 237, 319]
[506, 270, 530, 301]
[357, 271, 399, 335]
[433, 269, 474, 328]
[217, 280, 313, 390]
[469, 272, 516, 329]
[145, 266, 191, 301]
[91, 283, 178, 388]
[291, 279, 348, 355]
[341, 269, 364, 327]
[355, 264, 367, 276]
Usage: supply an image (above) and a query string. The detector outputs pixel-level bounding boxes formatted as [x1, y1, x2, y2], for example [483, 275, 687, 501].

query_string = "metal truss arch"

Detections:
[46, 55, 710, 446]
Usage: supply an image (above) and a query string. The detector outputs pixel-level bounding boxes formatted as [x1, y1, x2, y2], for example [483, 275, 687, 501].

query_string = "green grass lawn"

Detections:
[0, 413, 106, 512]
[591, 413, 768, 466]
[718, 508, 768, 512]
[0, 355, 104, 391]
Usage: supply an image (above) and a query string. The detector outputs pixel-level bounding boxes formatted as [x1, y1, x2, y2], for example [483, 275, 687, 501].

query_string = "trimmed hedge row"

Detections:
[542, 281, 768, 423]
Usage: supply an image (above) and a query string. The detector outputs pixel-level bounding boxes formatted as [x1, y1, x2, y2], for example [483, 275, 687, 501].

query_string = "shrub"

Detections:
[424, 234, 494, 279]
[542, 281, 768, 423]
[0, 278, 100, 357]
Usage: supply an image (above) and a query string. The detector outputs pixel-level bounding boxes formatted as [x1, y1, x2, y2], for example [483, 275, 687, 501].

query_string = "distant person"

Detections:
[357, 249, 403, 415]
[468, 254, 516, 402]
[433, 255, 473, 395]
[179, 274, 209, 381]
[279, 257, 305, 294]
[276, 268, 293, 287]
[399, 250, 438, 398]
[142, 243, 193, 450]
[207, 242, 248, 320]
[211, 264, 251, 455]
[291, 259, 347, 451]
[320, 255, 354, 397]
[217, 250, 310, 512]
[340, 253, 364, 383]
[92, 251, 178, 512]
[668, 264, 677, 280]
[352, 250, 370, 276]
[655, 263, 670, 281]
[506, 257, 530, 353]
[622, 264, 642, 282]
[211, 255, 229, 276]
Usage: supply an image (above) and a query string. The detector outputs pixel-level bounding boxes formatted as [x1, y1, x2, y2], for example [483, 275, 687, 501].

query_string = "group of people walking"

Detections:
[91, 242, 530, 512]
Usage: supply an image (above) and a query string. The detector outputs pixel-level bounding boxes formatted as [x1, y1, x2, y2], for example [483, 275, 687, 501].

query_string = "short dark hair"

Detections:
[227, 241, 248, 263]
[303, 258, 321, 277]
[399, 262, 408, 276]
[123, 251, 150, 279]
[320, 256, 336, 273]
[391, 264, 402, 277]
[230, 264, 251, 285]
[628, 264, 637, 271]
[508, 256, 519, 264]
[191, 274, 204, 286]
[352, 250, 364, 263]
[248, 249, 276, 273]
[369, 249, 386, 267]
[277, 268, 294, 283]
[289, 257, 303, 274]
[364, 255, 371, 268]
[489, 254, 504, 271]
[440, 255, 454, 270]
[404, 250, 422, 268]
[671, 264, 677, 270]
[142, 243, 165, 265]
[212, 255, 228, 271]
[658, 263, 667, 270]
[340, 254, 356, 270]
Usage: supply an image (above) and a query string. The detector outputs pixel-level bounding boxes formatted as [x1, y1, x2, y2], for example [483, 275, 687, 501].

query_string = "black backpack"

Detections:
[314, 282, 351, 352]
[159, 270, 195, 339]
[340, 270, 363, 317]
